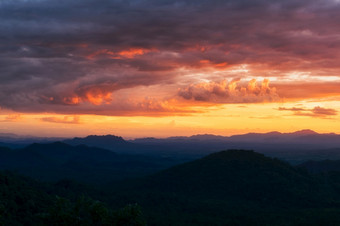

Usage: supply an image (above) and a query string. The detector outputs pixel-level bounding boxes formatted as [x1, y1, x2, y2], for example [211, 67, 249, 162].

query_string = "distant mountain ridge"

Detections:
[63, 135, 141, 153]
[129, 130, 340, 163]
[0, 142, 182, 184]
[298, 156, 340, 173]
[2, 130, 340, 163]
[132, 129, 338, 144]
[118, 130, 328, 143]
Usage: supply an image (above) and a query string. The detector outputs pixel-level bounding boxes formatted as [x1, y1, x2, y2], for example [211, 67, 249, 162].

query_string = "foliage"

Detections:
[4, 149, 340, 225]
[42, 196, 145, 226]
[0, 172, 145, 226]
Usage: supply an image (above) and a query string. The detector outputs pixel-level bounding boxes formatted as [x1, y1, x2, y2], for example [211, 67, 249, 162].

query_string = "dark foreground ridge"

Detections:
[3, 149, 340, 225]
[0, 171, 146, 226]
[0, 142, 182, 184]
[108, 150, 340, 225]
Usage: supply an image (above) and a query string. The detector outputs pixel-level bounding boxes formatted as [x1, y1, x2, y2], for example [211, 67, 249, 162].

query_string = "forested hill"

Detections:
[4, 149, 340, 225]
[138, 150, 323, 203]
[0, 171, 146, 226]
[0, 142, 183, 184]
[107, 150, 340, 225]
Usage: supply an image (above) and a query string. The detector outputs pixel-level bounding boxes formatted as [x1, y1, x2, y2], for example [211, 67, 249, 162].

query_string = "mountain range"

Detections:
[106, 150, 340, 225]
[3, 139, 340, 224]
[59, 130, 340, 163]
[0, 142, 183, 184]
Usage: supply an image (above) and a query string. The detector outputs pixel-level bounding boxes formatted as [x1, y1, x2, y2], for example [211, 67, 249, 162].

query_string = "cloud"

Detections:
[86, 48, 155, 60]
[40, 115, 81, 124]
[275, 82, 340, 100]
[278, 106, 338, 118]
[178, 79, 279, 103]
[278, 107, 307, 112]
[1, 0, 340, 115]
[26, 93, 198, 116]
[0, 114, 22, 122]
[312, 106, 338, 116]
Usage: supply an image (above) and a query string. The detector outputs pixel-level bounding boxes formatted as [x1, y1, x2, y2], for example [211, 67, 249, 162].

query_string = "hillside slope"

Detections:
[0, 142, 181, 184]
[109, 150, 340, 225]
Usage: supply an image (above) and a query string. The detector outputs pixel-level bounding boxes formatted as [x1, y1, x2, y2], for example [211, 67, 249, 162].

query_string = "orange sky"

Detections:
[1, 71, 340, 138]
[1, 0, 340, 138]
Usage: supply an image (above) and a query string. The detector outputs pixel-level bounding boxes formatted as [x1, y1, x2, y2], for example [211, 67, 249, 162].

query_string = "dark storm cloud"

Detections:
[1, 0, 340, 114]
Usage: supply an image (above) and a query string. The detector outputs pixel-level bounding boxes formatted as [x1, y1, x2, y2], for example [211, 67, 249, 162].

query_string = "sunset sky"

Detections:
[1, 0, 340, 138]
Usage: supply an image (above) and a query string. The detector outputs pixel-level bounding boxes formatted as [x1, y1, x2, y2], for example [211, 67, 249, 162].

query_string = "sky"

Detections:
[1, 0, 340, 138]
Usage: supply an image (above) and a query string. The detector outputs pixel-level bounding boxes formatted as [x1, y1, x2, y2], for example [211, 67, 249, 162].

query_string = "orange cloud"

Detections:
[83, 89, 112, 105]
[278, 107, 306, 112]
[40, 115, 80, 124]
[1, 114, 22, 122]
[178, 79, 279, 103]
[278, 106, 338, 118]
[62, 96, 81, 105]
[312, 106, 337, 116]
[275, 82, 340, 100]
[54, 83, 115, 106]
[86, 49, 114, 59]
[86, 48, 153, 60]
[116, 48, 152, 59]
[199, 59, 229, 68]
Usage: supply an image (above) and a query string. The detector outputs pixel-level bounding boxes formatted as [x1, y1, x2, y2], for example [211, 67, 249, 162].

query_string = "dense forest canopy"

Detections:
[3, 149, 340, 225]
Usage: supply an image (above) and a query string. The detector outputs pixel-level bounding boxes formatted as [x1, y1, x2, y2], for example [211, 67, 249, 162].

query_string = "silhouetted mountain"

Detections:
[0, 142, 116, 169]
[0, 171, 146, 225]
[107, 150, 340, 225]
[189, 134, 226, 140]
[63, 135, 142, 153]
[3, 130, 340, 164]
[59, 130, 340, 157]
[132, 129, 340, 145]
[0, 134, 63, 148]
[0, 141, 24, 149]
[0, 142, 183, 184]
[0, 171, 54, 225]
[5, 148, 340, 225]
[131, 130, 340, 163]
[291, 129, 318, 135]
[124, 150, 329, 205]
[299, 156, 340, 173]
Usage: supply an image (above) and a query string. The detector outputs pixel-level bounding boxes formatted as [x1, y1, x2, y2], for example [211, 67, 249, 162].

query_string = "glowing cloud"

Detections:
[0, 114, 22, 122]
[87, 48, 153, 60]
[40, 115, 80, 124]
[178, 79, 279, 103]
[2, 0, 340, 136]
[278, 106, 338, 118]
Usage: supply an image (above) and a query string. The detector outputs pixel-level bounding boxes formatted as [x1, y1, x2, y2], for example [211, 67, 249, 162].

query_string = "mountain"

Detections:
[131, 130, 340, 163]
[0, 171, 54, 225]
[0, 142, 183, 184]
[120, 150, 328, 204]
[0, 142, 118, 169]
[3, 130, 340, 163]
[132, 129, 340, 145]
[4, 147, 340, 225]
[63, 135, 142, 153]
[0, 132, 22, 140]
[299, 157, 340, 173]
[106, 150, 340, 225]
[0, 134, 63, 147]
[0, 171, 146, 225]
[291, 129, 319, 135]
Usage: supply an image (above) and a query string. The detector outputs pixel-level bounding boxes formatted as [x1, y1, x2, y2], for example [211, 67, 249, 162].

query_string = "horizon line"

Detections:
[1, 129, 338, 140]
